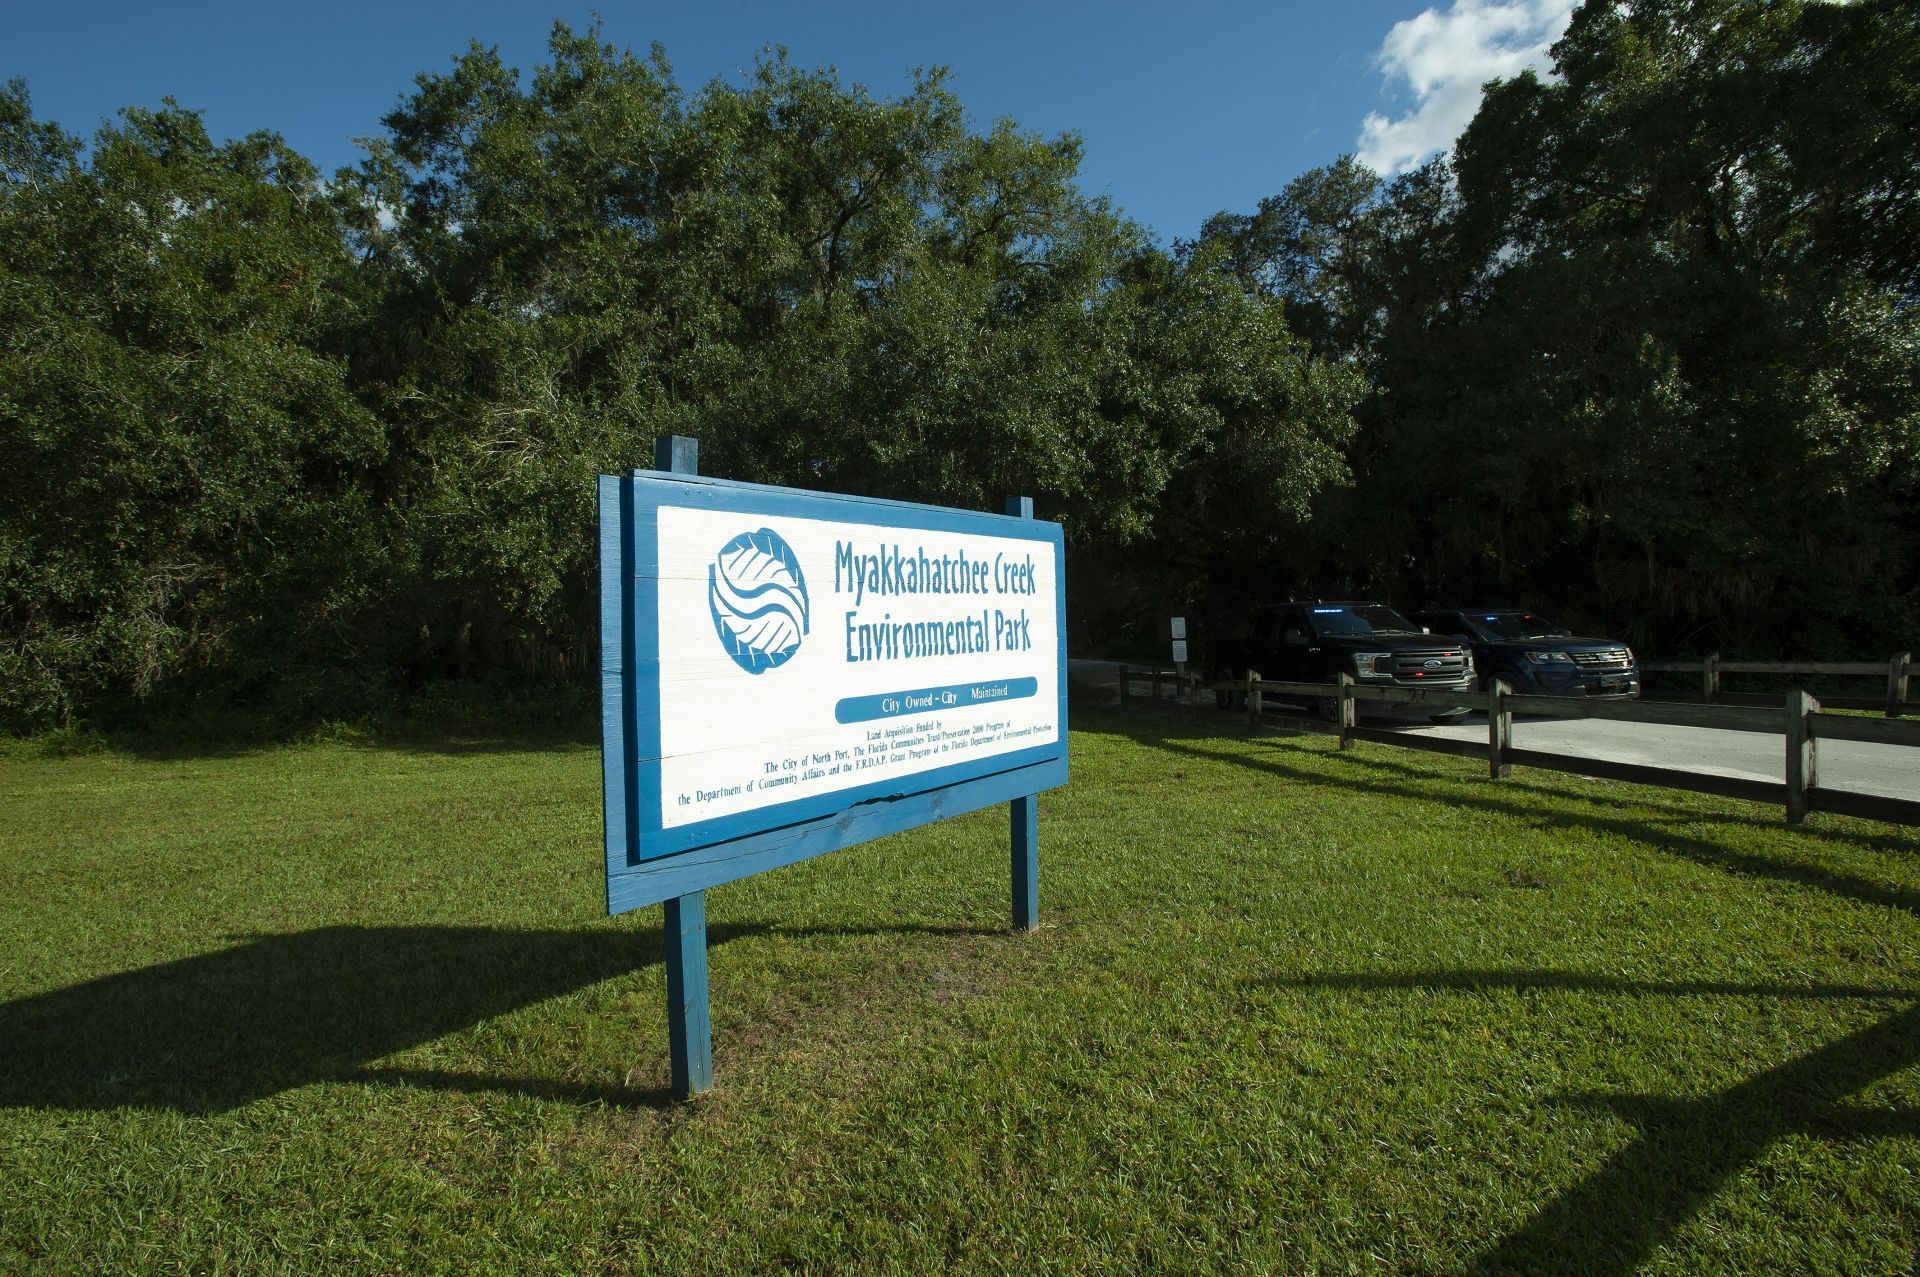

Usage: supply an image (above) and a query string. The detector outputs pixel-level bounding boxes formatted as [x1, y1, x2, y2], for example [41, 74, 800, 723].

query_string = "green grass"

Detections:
[3, 706, 1919, 1274]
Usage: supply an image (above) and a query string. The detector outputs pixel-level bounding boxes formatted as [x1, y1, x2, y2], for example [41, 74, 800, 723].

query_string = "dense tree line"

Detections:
[1195, 0, 1918, 655]
[3, 0, 1916, 729]
[0, 29, 1360, 727]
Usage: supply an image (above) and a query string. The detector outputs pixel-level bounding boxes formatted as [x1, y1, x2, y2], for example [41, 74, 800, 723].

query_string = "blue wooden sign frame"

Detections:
[599, 437, 1067, 1098]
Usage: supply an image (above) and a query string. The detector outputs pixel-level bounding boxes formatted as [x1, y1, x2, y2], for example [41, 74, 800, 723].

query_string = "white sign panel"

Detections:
[655, 504, 1061, 831]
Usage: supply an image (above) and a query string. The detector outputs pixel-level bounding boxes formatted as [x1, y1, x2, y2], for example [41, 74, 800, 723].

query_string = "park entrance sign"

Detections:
[635, 491, 1062, 860]
[600, 437, 1068, 1098]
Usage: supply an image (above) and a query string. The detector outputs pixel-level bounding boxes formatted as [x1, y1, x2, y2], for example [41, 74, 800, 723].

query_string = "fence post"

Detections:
[1152, 666, 1163, 704]
[1703, 652, 1720, 704]
[1337, 672, 1356, 750]
[1488, 678, 1512, 779]
[1246, 671, 1262, 731]
[1889, 652, 1911, 719]
[1785, 689, 1817, 825]
[1118, 664, 1130, 705]
[1188, 671, 1200, 719]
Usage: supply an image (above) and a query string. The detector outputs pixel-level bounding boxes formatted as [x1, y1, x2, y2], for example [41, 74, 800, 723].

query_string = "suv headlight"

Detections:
[1525, 651, 1574, 664]
[1354, 651, 1395, 679]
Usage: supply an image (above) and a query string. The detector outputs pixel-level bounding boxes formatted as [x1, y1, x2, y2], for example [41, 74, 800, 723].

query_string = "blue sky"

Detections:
[5, 0, 1574, 244]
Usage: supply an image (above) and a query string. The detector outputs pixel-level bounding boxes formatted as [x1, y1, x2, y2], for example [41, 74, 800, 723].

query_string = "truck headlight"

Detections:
[1354, 652, 1395, 679]
[1525, 651, 1574, 664]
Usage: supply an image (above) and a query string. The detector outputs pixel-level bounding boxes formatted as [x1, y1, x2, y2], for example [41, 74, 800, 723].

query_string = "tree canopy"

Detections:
[5, 2, 1916, 729]
[1192, 0, 1918, 654]
[0, 31, 1361, 727]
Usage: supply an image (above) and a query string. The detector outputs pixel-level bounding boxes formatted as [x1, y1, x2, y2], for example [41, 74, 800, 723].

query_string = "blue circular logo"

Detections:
[708, 528, 810, 674]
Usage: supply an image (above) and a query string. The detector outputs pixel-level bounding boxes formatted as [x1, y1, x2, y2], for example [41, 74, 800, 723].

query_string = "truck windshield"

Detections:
[1473, 612, 1571, 641]
[1309, 605, 1421, 637]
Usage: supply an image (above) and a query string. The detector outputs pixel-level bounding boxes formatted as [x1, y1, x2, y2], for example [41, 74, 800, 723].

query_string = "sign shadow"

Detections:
[0, 920, 994, 1115]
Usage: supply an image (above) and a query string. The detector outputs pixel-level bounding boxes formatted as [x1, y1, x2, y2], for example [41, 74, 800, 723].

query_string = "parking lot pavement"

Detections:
[1397, 713, 1915, 802]
[1068, 660, 1915, 801]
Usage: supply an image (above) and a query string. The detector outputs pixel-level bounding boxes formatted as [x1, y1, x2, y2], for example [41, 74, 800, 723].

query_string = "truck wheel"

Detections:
[1317, 695, 1341, 724]
[1214, 688, 1244, 711]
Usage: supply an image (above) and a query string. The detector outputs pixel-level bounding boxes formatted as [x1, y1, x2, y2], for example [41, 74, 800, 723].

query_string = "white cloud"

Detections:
[1356, 0, 1576, 176]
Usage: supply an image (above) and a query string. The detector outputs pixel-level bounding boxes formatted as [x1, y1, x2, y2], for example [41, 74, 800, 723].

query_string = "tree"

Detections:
[0, 27, 1368, 727]
[0, 83, 381, 725]
[336, 25, 1362, 680]
[1431, 0, 1920, 649]
[1197, 0, 1920, 654]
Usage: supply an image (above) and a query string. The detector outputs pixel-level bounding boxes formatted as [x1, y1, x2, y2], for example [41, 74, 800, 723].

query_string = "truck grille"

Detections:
[1385, 649, 1470, 685]
[1570, 649, 1631, 668]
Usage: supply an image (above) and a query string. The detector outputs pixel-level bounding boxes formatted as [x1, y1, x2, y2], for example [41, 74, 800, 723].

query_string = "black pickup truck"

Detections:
[1206, 601, 1476, 723]
[1405, 608, 1639, 699]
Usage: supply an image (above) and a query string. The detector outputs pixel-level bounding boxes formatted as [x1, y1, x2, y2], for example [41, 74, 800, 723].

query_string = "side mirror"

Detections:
[1420, 626, 1431, 634]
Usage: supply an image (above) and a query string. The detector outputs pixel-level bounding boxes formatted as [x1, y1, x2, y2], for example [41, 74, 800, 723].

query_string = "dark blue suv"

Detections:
[1405, 608, 1640, 699]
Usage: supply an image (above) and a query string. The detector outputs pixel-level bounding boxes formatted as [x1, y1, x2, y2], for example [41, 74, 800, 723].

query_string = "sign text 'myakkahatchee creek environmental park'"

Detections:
[667, 513, 1056, 829]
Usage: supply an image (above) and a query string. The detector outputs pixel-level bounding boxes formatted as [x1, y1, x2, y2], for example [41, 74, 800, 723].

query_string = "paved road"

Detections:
[1068, 660, 1915, 801]
[1402, 712, 1913, 801]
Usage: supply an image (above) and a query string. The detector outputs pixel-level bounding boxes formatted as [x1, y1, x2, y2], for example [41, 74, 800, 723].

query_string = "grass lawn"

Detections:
[3, 703, 1918, 1274]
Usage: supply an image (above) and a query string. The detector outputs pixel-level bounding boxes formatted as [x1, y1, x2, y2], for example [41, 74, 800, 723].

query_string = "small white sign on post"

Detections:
[1171, 640, 1188, 664]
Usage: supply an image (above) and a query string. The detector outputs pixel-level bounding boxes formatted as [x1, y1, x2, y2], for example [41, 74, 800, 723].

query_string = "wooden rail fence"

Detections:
[1113, 666, 1920, 830]
[1639, 651, 1912, 717]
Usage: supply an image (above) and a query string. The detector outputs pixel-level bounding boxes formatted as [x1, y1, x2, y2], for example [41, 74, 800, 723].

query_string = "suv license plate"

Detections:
[1598, 674, 1627, 689]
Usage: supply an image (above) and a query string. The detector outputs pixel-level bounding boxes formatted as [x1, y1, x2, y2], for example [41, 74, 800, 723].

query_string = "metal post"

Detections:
[663, 892, 712, 1098]
[1786, 689, 1817, 825]
[1703, 651, 1720, 704]
[1151, 666, 1163, 704]
[1888, 652, 1910, 719]
[1005, 495, 1040, 931]
[1246, 671, 1262, 731]
[1188, 671, 1200, 719]
[1337, 672, 1356, 750]
[1011, 794, 1039, 931]
[654, 434, 712, 1101]
[1488, 678, 1512, 779]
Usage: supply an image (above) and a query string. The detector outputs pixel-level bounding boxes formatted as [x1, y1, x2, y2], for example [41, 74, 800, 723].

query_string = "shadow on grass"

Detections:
[1263, 968, 1920, 1276]
[1256, 968, 1920, 1002]
[0, 920, 998, 1115]
[1107, 697, 1920, 1273]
